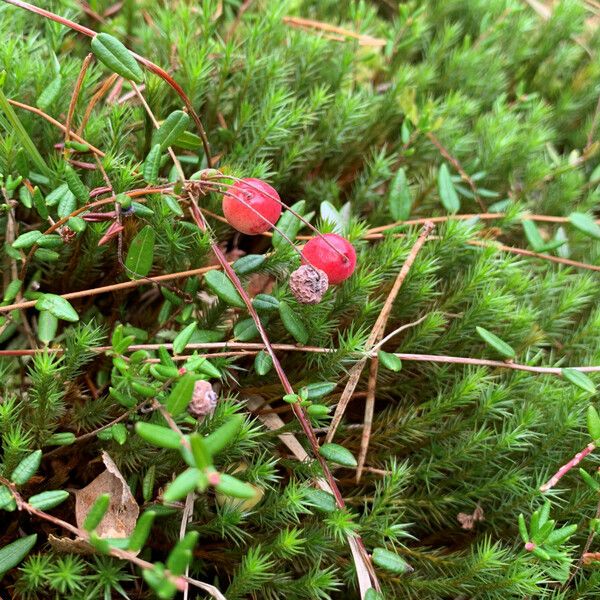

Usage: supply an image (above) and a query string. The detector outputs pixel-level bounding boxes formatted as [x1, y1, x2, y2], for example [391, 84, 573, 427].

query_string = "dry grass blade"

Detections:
[282, 16, 386, 47]
[246, 396, 377, 598]
[326, 222, 435, 445]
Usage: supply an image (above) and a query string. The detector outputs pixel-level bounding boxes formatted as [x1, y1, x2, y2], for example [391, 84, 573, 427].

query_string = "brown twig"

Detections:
[7, 99, 104, 156]
[64, 53, 93, 157]
[282, 16, 386, 47]
[0, 263, 218, 315]
[540, 443, 596, 493]
[426, 132, 485, 210]
[78, 73, 119, 136]
[327, 223, 434, 447]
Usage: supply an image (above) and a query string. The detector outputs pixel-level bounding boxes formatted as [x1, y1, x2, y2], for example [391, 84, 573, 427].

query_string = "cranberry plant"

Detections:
[1, 0, 600, 599]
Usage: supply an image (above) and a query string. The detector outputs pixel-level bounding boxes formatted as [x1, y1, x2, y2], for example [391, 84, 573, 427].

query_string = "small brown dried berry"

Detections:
[188, 380, 218, 418]
[289, 265, 329, 304]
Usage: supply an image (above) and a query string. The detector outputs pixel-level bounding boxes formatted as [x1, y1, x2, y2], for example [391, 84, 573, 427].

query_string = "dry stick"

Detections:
[77, 72, 119, 136]
[0, 477, 226, 600]
[365, 212, 600, 236]
[7, 99, 105, 156]
[357, 225, 434, 481]
[426, 132, 485, 210]
[3, 343, 600, 376]
[282, 15, 387, 47]
[0, 264, 217, 314]
[0, 0, 213, 167]
[467, 239, 600, 272]
[225, 0, 255, 40]
[185, 198, 381, 594]
[326, 222, 435, 445]
[64, 52, 93, 157]
[539, 442, 596, 492]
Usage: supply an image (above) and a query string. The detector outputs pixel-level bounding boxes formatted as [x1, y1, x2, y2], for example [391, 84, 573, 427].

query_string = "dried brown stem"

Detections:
[78, 73, 119, 136]
[8, 99, 104, 155]
[327, 222, 434, 445]
[426, 132, 485, 210]
[64, 53, 93, 157]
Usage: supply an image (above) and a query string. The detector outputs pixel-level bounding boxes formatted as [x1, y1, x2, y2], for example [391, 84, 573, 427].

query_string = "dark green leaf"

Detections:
[563, 368, 596, 394]
[234, 318, 259, 341]
[279, 301, 308, 344]
[233, 254, 266, 275]
[204, 270, 245, 308]
[569, 212, 600, 240]
[476, 326, 515, 359]
[252, 294, 279, 311]
[319, 443, 357, 467]
[273, 200, 306, 248]
[11, 450, 42, 484]
[125, 225, 155, 279]
[35, 294, 79, 323]
[389, 168, 412, 220]
[0, 534, 37, 578]
[173, 322, 196, 355]
[299, 382, 336, 400]
[438, 164, 460, 214]
[143, 144, 162, 183]
[153, 110, 190, 150]
[91, 33, 144, 83]
[166, 374, 196, 416]
[128, 510, 157, 552]
[372, 547, 412, 574]
[254, 350, 273, 376]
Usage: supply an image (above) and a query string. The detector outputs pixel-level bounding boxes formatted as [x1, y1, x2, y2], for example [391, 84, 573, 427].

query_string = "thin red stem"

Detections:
[540, 442, 596, 493]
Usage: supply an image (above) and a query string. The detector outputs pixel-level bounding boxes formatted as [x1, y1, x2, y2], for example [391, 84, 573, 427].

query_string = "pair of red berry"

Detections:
[223, 178, 356, 285]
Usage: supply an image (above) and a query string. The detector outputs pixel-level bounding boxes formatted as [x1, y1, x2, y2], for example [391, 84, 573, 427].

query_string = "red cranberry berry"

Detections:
[301, 233, 356, 285]
[222, 178, 282, 235]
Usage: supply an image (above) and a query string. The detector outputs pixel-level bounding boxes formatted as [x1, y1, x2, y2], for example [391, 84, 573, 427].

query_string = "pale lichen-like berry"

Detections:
[222, 178, 282, 235]
[301, 233, 356, 285]
[188, 380, 217, 418]
[289, 265, 329, 304]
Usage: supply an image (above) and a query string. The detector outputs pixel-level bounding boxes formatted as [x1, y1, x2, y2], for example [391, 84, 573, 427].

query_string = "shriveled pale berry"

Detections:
[301, 233, 356, 285]
[289, 265, 328, 304]
[188, 380, 218, 418]
[222, 178, 282, 235]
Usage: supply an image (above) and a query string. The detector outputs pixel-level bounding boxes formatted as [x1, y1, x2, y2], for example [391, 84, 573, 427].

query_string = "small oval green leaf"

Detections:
[143, 144, 162, 184]
[0, 534, 37, 578]
[204, 270, 245, 308]
[254, 350, 273, 376]
[563, 368, 596, 394]
[135, 422, 182, 449]
[28, 490, 69, 511]
[164, 468, 201, 502]
[153, 111, 190, 150]
[569, 212, 600, 240]
[11, 450, 42, 485]
[372, 547, 412, 574]
[91, 33, 144, 83]
[378, 350, 402, 372]
[475, 326, 515, 359]
[319, 443, 357, 467]
[279, 301, 308, 344]
[125, 225, 155, 279]
[438, 163, 460, 214]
